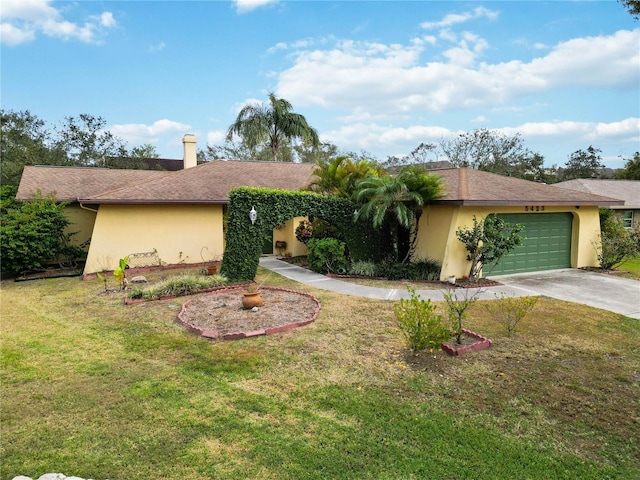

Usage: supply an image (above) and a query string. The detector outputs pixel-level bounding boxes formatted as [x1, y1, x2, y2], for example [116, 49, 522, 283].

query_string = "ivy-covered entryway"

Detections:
[220, 187, 386, 282]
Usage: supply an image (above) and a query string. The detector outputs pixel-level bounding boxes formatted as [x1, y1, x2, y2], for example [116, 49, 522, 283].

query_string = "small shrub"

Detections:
[130, 274, 228, 300]
[350, 260, 378, 277]
[394, 288, 452, 352]
[485, 293, 538, 337]
[377, 258, 441, 281]
[307, 237, 349, 274]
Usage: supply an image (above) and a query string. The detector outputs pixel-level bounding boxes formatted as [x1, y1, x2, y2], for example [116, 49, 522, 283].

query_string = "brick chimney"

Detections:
[182, 134, 197, 169]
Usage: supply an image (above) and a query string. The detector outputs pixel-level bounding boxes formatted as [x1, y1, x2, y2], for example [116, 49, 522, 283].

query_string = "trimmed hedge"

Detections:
[220, 187, 389, 282]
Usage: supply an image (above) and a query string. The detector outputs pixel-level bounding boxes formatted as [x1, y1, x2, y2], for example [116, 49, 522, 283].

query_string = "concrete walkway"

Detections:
[259, 257, 640, 319]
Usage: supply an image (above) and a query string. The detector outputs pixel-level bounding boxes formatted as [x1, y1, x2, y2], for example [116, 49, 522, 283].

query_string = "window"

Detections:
[623, 210, 633, 229]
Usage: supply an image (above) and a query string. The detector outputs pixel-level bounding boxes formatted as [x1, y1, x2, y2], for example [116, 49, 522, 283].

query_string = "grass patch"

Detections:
[1, 268, 638, 479]
[617, 255, 640, 280]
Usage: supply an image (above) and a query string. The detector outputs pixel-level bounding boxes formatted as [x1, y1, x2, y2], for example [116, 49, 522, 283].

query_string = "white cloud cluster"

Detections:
[277, 28, 639, 116]
[109, 119, 192, 146]
[322, 118, 640, 162]
[233, 0, 278, 14]
[270, 6, 639, 162]
[0, 0, 116, 45]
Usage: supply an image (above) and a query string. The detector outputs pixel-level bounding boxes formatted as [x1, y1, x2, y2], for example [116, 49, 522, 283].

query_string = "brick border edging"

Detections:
[83, 261, 221, 281]
[176, 286, 321, 341]
[441, 328, 493, 356]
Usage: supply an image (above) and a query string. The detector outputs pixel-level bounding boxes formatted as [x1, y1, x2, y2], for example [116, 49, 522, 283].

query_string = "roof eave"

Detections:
[430, 199, 625, 207]
[77, 199, 229, 205]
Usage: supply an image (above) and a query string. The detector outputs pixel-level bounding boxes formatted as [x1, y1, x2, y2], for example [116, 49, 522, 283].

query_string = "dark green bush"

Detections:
[378, 258, 441, 281]
[307, 238, 349, 274]
[1, 192, 85, 276]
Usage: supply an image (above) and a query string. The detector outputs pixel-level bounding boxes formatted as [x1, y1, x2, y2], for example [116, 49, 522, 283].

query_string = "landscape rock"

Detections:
[130, 275, 148, 283]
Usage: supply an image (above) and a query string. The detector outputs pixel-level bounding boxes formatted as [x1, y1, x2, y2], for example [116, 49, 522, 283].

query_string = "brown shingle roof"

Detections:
[18, 164, 621, 208]
[16, 166, 170, 202]
[429, 168, 623, 206]
[553, 179, 640, 207]
[81, 160, 317, 204]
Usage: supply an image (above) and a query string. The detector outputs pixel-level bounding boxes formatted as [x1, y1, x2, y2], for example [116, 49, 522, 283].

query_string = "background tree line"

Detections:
[0, 109, 164, 188]
[2, 107, 639, 192]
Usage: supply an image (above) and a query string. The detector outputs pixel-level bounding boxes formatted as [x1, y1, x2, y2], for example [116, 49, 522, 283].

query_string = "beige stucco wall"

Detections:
[64, 204, 97, 249]
[413, 205, 602, 280]
[84, 204, 224, 274]
[273, 216, 308, 257]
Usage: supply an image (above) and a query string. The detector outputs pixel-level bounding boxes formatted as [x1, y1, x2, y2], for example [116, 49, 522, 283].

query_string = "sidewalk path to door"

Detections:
[259, 257, 640, 319]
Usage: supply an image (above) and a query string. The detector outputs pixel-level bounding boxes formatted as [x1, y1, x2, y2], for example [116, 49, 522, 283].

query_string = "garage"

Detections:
[490, 213, 573, 276]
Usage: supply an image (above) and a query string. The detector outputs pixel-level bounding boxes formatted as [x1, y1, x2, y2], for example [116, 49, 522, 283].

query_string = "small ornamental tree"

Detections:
[456, 215, 524, 281]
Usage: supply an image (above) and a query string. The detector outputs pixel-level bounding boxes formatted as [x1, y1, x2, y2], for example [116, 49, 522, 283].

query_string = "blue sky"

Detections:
[1, 0, 639, 168]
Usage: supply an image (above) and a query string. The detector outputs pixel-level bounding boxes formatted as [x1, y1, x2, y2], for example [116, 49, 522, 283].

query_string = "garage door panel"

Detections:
[490, 213, 572, 275]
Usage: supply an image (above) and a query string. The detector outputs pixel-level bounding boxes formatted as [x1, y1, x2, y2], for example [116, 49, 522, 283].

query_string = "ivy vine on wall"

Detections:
[220, 186, 388, 282]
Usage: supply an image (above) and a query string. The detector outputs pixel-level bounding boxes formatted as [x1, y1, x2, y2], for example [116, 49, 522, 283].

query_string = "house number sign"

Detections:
[524, 206, 545, 212]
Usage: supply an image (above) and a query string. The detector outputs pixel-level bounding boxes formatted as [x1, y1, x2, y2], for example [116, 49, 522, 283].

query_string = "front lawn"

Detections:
[617, 255, 640, 280]
[1, 269, 638, 479]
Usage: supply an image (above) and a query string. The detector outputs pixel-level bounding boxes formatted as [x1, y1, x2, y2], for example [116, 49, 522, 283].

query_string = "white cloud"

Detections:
[276, 29, 640, 119]
[149, 41, 166, 52]
[0, 0, 117, 45]
[99, 12, 116, 28]
[420, 7, 499, 30]
[109, 119, 192, 145]
[0, 22, 35, 45]
[321, 118, 639, 164]
[233, 0, 278, 14]
[206, 130, 227, 145]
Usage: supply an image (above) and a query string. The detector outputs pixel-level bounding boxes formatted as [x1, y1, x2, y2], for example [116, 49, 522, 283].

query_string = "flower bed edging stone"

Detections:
[441, 328, 493, 356]
[176, 286, 321, 341]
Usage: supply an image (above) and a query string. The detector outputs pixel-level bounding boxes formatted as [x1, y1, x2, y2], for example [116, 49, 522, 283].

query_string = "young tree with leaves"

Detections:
[226, 93, 319, 162]
[456, 215, 524, 281]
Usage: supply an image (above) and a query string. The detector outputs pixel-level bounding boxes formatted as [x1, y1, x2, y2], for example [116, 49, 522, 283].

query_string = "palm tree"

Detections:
[226, 93, 319, 162]
[354, 167, 443, 263]
[307, 156, 382, 198]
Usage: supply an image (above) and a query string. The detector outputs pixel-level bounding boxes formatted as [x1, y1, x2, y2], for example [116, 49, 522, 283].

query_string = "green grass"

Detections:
[1, 268, 638, 479]
[617, 255, 640, 279]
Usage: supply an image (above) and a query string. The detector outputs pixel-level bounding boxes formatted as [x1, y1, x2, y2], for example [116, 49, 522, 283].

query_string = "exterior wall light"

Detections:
[249, 206, 258, 224]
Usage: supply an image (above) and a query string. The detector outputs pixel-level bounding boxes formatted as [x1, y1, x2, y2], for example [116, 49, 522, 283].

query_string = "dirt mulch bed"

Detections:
[177, 286, 321, 340]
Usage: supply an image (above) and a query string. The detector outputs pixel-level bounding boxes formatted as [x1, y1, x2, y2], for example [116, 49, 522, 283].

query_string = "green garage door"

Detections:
[490, 213, 572, 276]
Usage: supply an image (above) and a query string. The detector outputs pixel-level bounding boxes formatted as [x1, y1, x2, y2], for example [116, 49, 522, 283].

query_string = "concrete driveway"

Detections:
[260, 257, 640, 319]
[492, 269, 640, 319]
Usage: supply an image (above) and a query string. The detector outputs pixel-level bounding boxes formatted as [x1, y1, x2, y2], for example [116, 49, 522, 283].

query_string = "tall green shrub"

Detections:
[307, 238, 349, 274]
[1, 192, 84, 275]
[596, 211, 639, 269]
